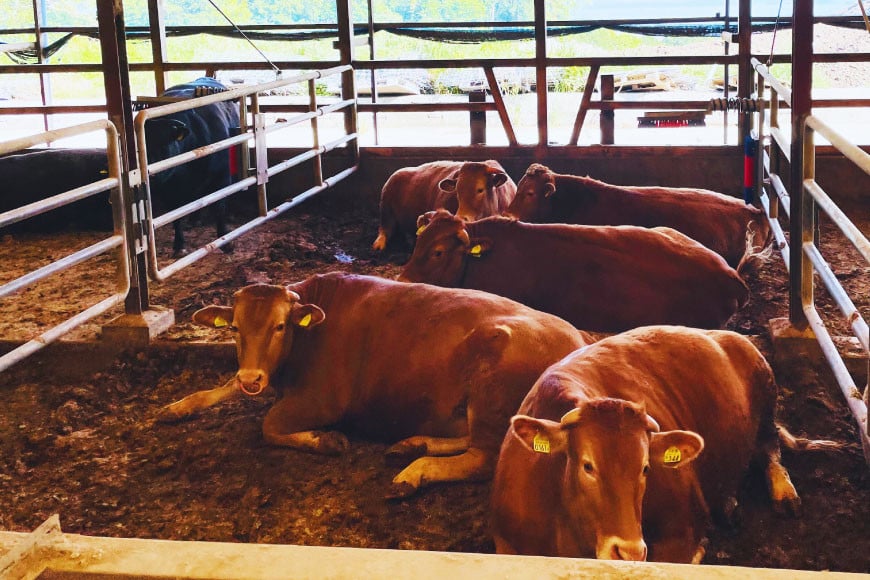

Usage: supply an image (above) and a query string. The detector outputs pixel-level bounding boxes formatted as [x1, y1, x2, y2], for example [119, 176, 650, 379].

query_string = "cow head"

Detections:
[509, 398, 704, 561]
[398, 210, 490, 286]
[192, 284, 325, 396]
[438, 161, 513, 222]
[506, 163, 556, 221]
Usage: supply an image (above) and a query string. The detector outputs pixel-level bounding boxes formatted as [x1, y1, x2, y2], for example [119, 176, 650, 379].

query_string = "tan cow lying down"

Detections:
[372, 160, 516, 251]
[507, 163, 771, 268]
[158, 272, 595, 498]
[491, 326, 840, 563]
[400, 210, 754, 333]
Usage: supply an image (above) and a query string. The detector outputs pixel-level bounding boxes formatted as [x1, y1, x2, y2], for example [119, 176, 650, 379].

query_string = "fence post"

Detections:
[469, 90, 487, 144]
[600, 74, 615, 145]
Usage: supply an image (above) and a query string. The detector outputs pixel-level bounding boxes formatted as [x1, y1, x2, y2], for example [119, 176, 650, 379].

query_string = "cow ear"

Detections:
[290, 303, 325, 329]
[543, 182, 556, 198]
[649, 430, 704, 469]
[416, 211, 438, 235]
[466, 238, 492, 258]
[169, 119, 190, 141]
[490, 172, 508, 188]
[439, 177, 458, 193]
[193, 305, 234, 329]
[510, 415, 569, 455]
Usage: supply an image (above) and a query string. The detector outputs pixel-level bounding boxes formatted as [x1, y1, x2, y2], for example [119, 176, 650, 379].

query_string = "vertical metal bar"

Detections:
[600, 74, 615, 145]
[738, 0, 752, 145]
[309, 79, 324, 186]
[251, 93, 268, 217]
[97, 0, 149, 314]
[32, 0, 51, 134]
[723, 0, 730, 145]
[534, 0, 548, 149]
[366, 0, 378, 145]
[789, 0, 814, 327]
[147, 0, 169, 95]
[336, 0, 359, 164]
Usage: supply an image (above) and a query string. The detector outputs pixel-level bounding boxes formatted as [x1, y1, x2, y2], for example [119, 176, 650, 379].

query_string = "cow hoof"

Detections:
[385, 481, 418, 500]
[384, 440, 427, 465]
[773, 495, 802, 517]
[154, 406, 191, 424]
[315, 431, 349, 455]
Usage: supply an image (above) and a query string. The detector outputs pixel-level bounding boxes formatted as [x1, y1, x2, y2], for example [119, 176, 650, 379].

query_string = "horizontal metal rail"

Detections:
[134, 66, 358, 282]
[0, 120, 129, 373]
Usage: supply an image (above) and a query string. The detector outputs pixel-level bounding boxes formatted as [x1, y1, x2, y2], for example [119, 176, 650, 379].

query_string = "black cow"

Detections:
[0, 148, 114, 233]
[143, 77, 240, 257]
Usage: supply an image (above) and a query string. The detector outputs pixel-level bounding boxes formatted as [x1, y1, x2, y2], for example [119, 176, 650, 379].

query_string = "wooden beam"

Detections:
[569, 65, 599, 145]
[483, 66, 518, 146]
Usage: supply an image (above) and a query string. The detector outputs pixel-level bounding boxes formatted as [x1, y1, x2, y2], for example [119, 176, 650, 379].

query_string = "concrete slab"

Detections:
[100, 308, 176, 347]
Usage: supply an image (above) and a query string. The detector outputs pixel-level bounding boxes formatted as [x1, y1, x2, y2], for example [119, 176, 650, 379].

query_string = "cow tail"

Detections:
[736, 222, 773, 278]
[776, 424, 843, 452]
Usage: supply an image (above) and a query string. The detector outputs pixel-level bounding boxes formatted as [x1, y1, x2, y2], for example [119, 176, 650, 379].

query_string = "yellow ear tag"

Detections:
[663, 446, 682, 464]
[213, 316, 228, 328]
[416, 225, 427, 236]
[532, 433, 550, 454]
[298, 313, 312, 328]
[469, 244, 483, 257]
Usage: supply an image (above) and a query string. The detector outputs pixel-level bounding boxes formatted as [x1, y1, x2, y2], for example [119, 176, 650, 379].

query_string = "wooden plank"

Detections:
[483, 66, 518, 146]
[569, 64, 599, 145]
[0, 514, 62, 580]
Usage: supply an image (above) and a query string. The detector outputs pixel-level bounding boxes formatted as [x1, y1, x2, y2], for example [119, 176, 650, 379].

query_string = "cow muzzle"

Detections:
[236, 370, 267, 396]
[597, 537, 648, 562]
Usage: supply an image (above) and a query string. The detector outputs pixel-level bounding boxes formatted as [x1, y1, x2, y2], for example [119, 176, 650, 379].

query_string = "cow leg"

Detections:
[385, 435, 470, 463]
[386, 447, 491, 499]
[156, 377, 240, 422]
[763, 452, 801, 515]
[261, 396, 348, 455]
[172, 219, 188, 257]
[372, 206, 397, 251]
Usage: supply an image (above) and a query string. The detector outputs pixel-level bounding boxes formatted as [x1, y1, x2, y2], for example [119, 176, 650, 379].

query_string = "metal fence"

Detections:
[0, 119, 128, 373]
[752, 57, 870, 464]
[131, 65, 359, 281]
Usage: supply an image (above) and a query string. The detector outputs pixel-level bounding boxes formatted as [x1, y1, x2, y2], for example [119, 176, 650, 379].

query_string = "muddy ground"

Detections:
[0, 188, 868, 573]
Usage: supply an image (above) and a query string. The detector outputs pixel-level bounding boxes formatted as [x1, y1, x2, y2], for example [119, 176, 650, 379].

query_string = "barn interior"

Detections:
[0, 0, 869, 577]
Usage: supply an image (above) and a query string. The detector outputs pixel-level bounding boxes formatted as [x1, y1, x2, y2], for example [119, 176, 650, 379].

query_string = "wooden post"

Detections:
[147, 0, 169, 95]
[469, 90, 486, 144]
[336, 0, 359, 164]
[534, 0, 548, 149]
[600, 74, 615, 145]
[738, 0, 752, 145]
[97, 0, 149, 314]
[789, 0, 814, 328]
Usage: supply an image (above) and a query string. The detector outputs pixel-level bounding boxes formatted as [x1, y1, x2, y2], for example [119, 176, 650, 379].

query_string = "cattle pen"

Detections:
[1, 0, 869, 578]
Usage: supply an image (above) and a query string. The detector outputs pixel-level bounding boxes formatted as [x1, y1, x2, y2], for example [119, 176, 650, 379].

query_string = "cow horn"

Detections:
[646, 415, 661, 433]
[285, 289, 301, 301]
[457, 228, 471, 247]
[560, 408, 582, 427]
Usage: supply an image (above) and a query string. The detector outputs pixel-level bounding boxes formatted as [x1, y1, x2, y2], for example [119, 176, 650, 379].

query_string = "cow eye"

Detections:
[642, 464, 650, 476]
[228, 325, 238, 332]
[583, 462, 595, 475]
[275, 323, 285, 332]
[477, 187, 485, 194]
[433, 250, 443, 258]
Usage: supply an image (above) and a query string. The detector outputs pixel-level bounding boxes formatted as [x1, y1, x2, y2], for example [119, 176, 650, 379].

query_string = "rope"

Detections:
[204, 0, 281, 77]
[767, 0, 785, 67]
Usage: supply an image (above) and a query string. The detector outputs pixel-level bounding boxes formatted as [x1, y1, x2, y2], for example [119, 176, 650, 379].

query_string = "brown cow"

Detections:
[399, 210, 751, 333]
[372, 160, 516, 251]
[157, 272, 595, 498]
[507, 163, 771, 268]
[490, 326, 839, 563]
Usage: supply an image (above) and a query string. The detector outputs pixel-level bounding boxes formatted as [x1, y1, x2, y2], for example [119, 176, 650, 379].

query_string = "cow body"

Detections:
[144, 77, 239, 256]
[159, 272, 595, 497]
[491, 326, 818, 562]
[0, 148, 113, 233]
[508, 164, 770, 268]
[372, 160, 516, 251]
[400, 211, 749, 333]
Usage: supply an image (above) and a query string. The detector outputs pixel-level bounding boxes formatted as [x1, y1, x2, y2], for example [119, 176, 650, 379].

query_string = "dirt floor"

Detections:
[0, 187, 868, 573]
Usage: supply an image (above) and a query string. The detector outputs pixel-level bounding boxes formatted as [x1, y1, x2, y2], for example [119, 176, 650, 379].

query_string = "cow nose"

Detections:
[600, 538, 647, 561]
[236, 370, 266, 396]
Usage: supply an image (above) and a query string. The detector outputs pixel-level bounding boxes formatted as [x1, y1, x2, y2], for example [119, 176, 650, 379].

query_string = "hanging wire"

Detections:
[767, 0, 785, 67]
[204, 0, 281, 77]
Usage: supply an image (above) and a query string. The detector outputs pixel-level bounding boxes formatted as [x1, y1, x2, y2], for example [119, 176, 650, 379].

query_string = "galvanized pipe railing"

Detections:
[751, 59, 870, 464]
[132, 65, 358, 282]
[0, 119, 130, 373]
